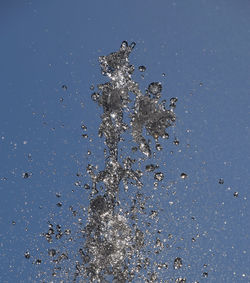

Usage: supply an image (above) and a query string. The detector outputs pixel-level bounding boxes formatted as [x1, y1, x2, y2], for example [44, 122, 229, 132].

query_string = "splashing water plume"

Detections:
[40, 41, 178, 282]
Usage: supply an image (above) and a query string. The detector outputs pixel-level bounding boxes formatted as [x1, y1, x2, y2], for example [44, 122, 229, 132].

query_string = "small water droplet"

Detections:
[175, 278, 186, 283]
[22, 172, 30, 179]
[24, 251, 30, 259]
[55, 192, 61, 198]
[130, 42, 136, 49]
[154, 172, 164, 181]
[233, 192, 239, 197]
[62, 85, 67, 90]
[145, 164, 158, 172]
[121, 41, 128, 49]
[148, 82, 162, 95]
[180, 173, 188, 179]
[91, 92, 100, 102]
[35, 259, 42, 264]
[155, 143, 162, 151]
[48, 249, 56, 257]
[84, 184, 90, 190]
[173, 257, 183, 269]
[138, 65, 146, 72]
[218, 178, 224, 184]
[203, 272, 208, 278]
[81, 124, 87, 131]
[173, 138, 179, 145]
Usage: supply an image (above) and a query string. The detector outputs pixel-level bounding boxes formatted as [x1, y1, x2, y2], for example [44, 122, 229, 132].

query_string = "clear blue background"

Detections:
[0, 0, 250, 282]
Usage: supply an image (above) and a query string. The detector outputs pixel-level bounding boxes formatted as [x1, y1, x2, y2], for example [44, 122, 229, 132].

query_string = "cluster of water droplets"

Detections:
[71, 41, 176, 282]
[40, 41, 178, 282]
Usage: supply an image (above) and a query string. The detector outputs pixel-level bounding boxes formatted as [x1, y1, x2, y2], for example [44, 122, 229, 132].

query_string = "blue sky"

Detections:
[0, 1, 250, 282]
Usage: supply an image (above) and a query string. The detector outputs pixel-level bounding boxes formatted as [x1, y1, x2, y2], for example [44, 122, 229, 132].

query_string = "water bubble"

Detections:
[90, 85, 95, 90]
[62, 84, 67, 90]
[148, 82, 162, 95]
[138, 65, 146, 72]
[173, 257, 183, 269]
[233, 192, 239, 197]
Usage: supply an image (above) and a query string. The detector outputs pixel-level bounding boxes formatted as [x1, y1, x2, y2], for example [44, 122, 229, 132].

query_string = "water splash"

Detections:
[40, 41, 177, 282]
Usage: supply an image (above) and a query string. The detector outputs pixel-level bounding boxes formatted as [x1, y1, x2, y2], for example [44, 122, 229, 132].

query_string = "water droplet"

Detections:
[170, 97, 178, 104]
[162, 133, 169, 139]
[180, 173, 188, 179]
[91, 92, 100, 102]
[203, 272, 208, 278]
[233, 192, 239, 197]
[121, 41, 128, 49]
[170, 97, 178, 108]
[173, 257, 183, 269]
[48, 249, 56, 257]
[173, 138, 179, 145]
[24, 251, 30, 259]
[175, 278, 186, 283]
[138, 65, 146, 72]
[218, 178, 224, 184]
[130, 42, 136, 49]
[148, 82, 162, 95]
[62, 84, 67, 90]
[22, 172, 30, 179]
[154, 172, 164, 181]
[84, 184, 90, 190]
[90, 85, 95, 90]
[35, 259, 42, 264]
[156, 143, 162, 151]
[81, 124, 87, 130]
[145, 164, 158, 172]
